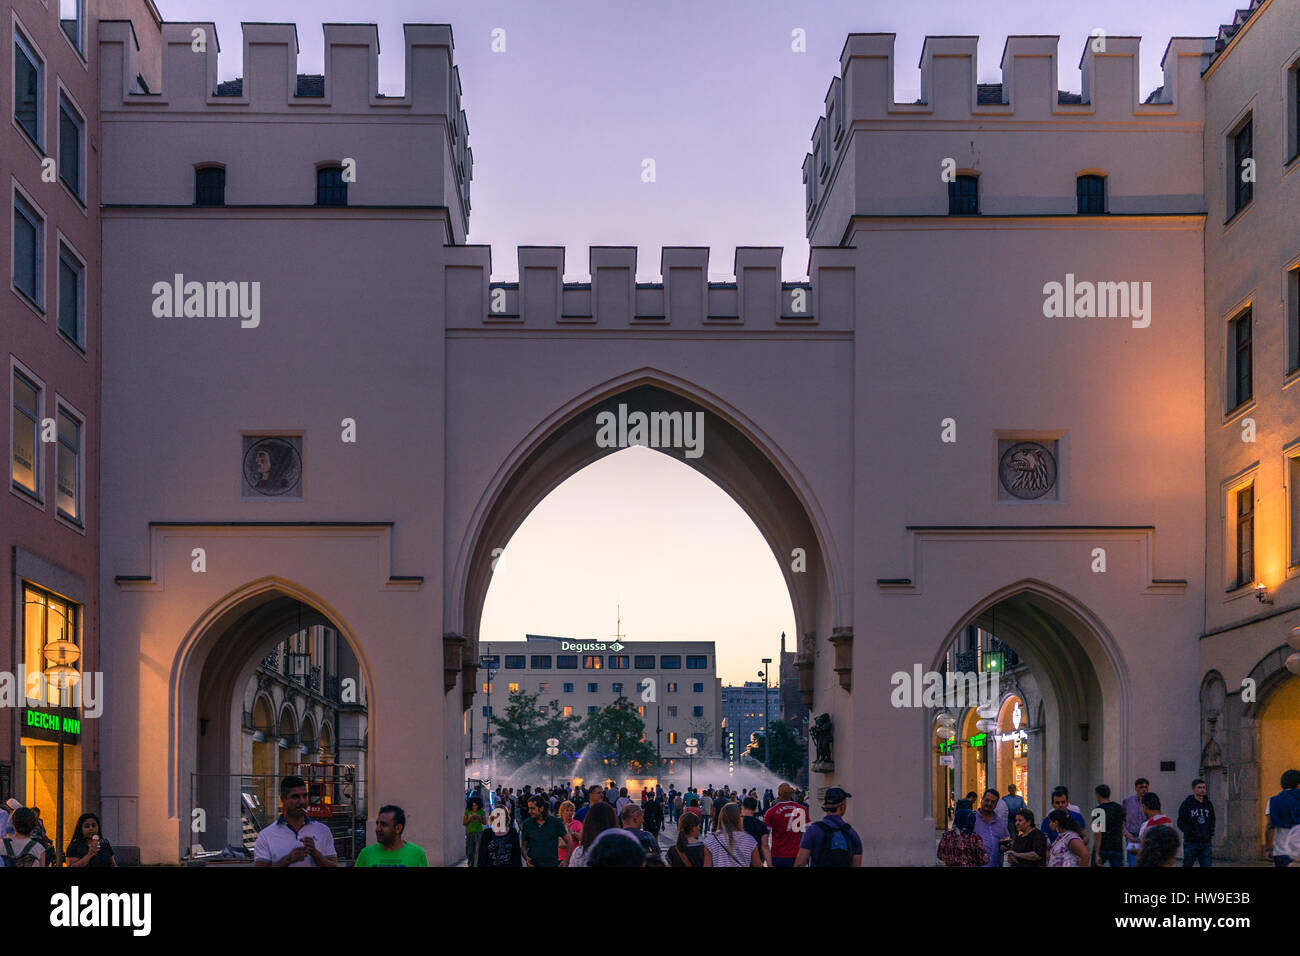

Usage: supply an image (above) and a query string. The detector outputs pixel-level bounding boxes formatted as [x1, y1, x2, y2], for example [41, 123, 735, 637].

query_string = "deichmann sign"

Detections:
[21, 707, 81, 743]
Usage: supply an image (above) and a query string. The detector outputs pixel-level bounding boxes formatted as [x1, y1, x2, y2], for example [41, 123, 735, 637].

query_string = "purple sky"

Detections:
[154, 0, 1236, 684]
[160, 0, 1234, 280]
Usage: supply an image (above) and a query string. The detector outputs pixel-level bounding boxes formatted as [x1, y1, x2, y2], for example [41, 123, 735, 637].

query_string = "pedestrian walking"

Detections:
[1046, 810, 1089, 867]
[521, 794, 571, 868]
[740, 796, 771, 866]
[0, 807, 45, 868]
[667, 811, 711, 867]
[1138, 792, 1172, 846]
[699, 790, 714, 834]
[1000, 784, 1026, 822]
[1041, 788, 1088, 847]
[1136, 825, 1180, 867]
[356, 805, 428, 867]
[478, 806, 522, 867]
[1092, 784, 1126, 867]
[464, 798, 486, 867]
[65, 813, 117, 868]
[764, 782, 809, 867]
[703, 803, 761, 867]
[1265, 769, 1300, 867]
[642, 795, 663, 842]
[937, 804, 989, 867]
[1122, 777, 1149, 866]
[252, 775, 338, 867]
[795, 787, 862, 867]
[974, 788, 1009, 867]
[620, 803, 662, 863]
[1006, 809, 1047, 866]
[558, 800, 582, 864]
[574, 784, 605, 824]
[568, 801, 617, 868]
[1176, 778, 1215, 867]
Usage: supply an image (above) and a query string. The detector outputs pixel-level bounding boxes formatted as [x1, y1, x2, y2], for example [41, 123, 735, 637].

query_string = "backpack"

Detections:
[810, 819, 854, 867]
[2, 837, 40, 868]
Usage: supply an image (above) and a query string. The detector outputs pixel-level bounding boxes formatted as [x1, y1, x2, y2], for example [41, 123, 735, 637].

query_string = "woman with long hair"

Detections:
[1006, 808, 1047, 867]
[65, 812, 117, 868]
[463, 798, 486, 868]
[567, 801, 617, 868]
[668, 809, 712, 867]
[1135, 825, 1180, 867]
[1046, 809, 1090, 867]
[703, 802, 760, 867]
[557, 800, 582, 864]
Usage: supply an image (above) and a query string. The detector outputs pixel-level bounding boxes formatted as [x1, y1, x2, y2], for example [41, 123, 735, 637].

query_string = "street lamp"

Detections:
[43, 619, 80, 868]
[685, 737, 699, 788]
[546, 738, 560, 788]
[760, 659, 772, 767]
[480, 655, 499, 783]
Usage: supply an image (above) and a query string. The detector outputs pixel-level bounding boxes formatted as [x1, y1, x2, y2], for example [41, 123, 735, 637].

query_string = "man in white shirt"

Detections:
[253, 775, 338, 867]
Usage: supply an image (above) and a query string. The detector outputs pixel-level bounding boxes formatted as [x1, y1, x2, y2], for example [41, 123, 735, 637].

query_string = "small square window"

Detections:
[612, 682, 623, 695]
[557, 655, 577, 669]
[667, 705, 678, 718]
[666, 682, 677, 693]
[1076, 174, 1105, 214]
[587, 705, 598, 715]
[563, 682, 574, 693]
[562, 705, 573, 717]
[949, 175, 978, 215]
[693, 706, 704, 718]
[507, 682, 519, 694]
[583, 655, 602, 669]
[195, 166, 226, 206]
[693, 682, 704, 693]
[587, 682, 598, 693]
[316, 165, 347, 206]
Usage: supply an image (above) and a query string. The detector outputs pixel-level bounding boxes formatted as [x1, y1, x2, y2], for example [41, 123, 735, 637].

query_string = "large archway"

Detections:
[927, 581, 1128, 828]
[172, 579, 373, 860]
[446, 372, 845, 794]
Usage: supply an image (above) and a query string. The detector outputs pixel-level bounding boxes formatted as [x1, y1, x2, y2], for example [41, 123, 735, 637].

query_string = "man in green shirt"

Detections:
[521, 795, 571, 867]
[355, 805, 428, 867]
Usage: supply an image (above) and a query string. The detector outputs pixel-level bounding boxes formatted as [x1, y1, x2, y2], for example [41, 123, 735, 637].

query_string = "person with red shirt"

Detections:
[763, 783, 810, 867]
[1138, 792, 1173, 845]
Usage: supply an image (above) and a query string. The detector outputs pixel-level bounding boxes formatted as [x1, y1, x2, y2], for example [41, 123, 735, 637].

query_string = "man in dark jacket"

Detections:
[1176, 778, 1215, 867]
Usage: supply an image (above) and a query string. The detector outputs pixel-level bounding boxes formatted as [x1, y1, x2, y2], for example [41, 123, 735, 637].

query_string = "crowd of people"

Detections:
[936, 770, 1300, 868]
[463, 780, 863, 867]
[0, 798, 118, 868]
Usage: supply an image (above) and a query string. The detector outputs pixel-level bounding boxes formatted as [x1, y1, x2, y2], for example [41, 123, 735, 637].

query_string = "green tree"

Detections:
[745, 720, 805, 781]
[581, 697, 658, 773]
[489, 688, 583, 770]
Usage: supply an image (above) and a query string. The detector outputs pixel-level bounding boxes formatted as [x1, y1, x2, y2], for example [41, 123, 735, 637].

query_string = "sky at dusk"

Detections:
[153, 0, 1235, 685]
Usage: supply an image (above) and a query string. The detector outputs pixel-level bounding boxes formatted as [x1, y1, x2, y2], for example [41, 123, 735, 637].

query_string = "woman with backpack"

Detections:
[703, 802, 761, 867]
[1, 807, 46, 867]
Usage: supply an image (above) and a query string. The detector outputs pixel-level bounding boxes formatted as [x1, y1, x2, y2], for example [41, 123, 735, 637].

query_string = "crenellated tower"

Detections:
[804, 33, 1215, 245]
[97, 20, 472, 242]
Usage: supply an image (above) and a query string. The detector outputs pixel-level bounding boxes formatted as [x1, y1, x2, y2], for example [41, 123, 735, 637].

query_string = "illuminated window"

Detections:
[481, 682, 491, 693]
[666, 682, 677, 693]
[668, 732, 678, 744]
[538, 682, 549, 694]
[583, 655, 603, 669]
[637, 705, 645, 717]
[562, 705, 573, 717]
[507, 682, 520, 694]
[22, 583, 79, 706]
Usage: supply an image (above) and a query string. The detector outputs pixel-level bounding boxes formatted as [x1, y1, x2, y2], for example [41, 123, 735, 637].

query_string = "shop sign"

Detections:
[21, 707, 80, 743]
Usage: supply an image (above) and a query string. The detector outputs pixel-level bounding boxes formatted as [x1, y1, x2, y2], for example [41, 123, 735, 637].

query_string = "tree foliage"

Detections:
[581, 696, 659, 771]
[745, 719, 805, 781]
[488, 688, 583, 770]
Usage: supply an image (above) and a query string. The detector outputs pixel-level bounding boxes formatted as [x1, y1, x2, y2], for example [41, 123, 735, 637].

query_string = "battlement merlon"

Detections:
[833, 32, 1213, 122]
[442, 247, 838, 329]
[98, 20, 464, 117]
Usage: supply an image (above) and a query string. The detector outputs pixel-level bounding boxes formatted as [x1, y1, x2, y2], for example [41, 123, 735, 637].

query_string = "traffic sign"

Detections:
[480, 655, 500, 668]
